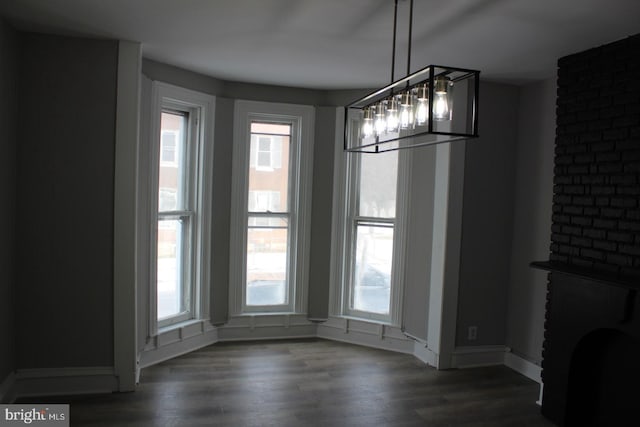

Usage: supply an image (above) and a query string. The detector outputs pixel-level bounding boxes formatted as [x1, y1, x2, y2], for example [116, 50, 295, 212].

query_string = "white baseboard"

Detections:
[0, 371, 16, 403]
[8, 367, 117, 402]
[140, 324, 219, 369]
[451, 345, 508, 368]
[537, 383, 544, 406]
[317, 317, 414, 355]
[217, 314, 317, 341]
[503, 352, 543, 406]
[504, 351, 542, 384]
[412, 340, 438, 367]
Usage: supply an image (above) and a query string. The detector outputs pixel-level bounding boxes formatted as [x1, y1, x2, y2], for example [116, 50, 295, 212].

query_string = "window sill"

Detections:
[232, 311, 307, 318]
[331, 314, 397, 328]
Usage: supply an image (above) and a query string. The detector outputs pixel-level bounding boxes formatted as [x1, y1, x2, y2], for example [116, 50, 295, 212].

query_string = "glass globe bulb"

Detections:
[399, 92, 415, 129]
[433, 92, 450, 121]
[415, 84, 429, 126]
[362, 118, 374, 138]
[361, 107, 374, 138]
[374, 102, 387, 135]
[416, 99, 429, 125]
[433, 76, 452, 121]
[386, 98, 399, 132]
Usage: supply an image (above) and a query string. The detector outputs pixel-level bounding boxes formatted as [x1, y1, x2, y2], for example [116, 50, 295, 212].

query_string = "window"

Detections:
[346, 151, 399, 321]
[149, 82, 214, 330]
[250, 134, 282, 170]
[230, 101, 314, 315]
[332, 112, 409, 324]
[156, 111, 191, 323]
[160, 130, 178, 165]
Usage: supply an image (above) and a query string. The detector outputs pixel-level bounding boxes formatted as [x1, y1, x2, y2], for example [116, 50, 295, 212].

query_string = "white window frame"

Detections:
[229, 100, 314, 315]
[148, 82, 215, 333]
[329, 109, 410, 326]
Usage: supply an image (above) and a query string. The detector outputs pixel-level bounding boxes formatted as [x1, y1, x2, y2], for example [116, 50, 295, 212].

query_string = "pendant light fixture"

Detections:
[344, 0, 480, 153]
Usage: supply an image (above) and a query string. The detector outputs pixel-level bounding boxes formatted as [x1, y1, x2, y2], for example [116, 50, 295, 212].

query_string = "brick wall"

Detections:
[550, 34, 640, 279]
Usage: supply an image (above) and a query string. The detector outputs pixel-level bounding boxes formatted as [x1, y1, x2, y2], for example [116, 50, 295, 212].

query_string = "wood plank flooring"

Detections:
[24, 338, 555, 426]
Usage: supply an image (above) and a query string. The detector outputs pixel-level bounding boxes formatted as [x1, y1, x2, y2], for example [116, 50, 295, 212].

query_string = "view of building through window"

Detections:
[246, 122, 291, 306]
[157, 111, 189, 320]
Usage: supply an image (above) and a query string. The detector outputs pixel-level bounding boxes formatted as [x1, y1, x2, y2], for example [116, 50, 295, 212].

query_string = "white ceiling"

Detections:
[1, 0, 639, 89]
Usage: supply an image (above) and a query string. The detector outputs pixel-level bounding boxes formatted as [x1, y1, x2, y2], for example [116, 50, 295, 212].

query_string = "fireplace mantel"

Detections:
[531, 261, 640, 291]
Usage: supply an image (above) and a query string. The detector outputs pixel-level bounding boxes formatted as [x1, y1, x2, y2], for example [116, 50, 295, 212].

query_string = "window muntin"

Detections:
[246, 122, 292, 308]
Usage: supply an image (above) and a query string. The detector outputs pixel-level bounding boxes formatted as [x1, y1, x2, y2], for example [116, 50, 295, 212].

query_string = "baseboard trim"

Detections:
[217, 329, 317, 342]
[9, 367, 118, 402]
[0, 371, 16, 403]
[140, 325, 219, 369]
[412, 340, 438, 367]
[504, 351, 542, 384]
[317, 317, 414, 355]
[216, 314, 318, 342]
[451, 345, 508, 368]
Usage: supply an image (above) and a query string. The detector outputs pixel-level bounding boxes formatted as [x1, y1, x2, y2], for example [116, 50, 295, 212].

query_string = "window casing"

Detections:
[149, 82, 214, 331]
[230, 101, 314, 315]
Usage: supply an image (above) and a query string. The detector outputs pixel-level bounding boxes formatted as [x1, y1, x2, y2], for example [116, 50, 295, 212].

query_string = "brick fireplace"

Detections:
[533, 34, 640, 426]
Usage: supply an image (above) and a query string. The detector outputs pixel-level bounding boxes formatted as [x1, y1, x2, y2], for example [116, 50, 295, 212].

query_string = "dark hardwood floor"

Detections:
[25, 338, 554, 426]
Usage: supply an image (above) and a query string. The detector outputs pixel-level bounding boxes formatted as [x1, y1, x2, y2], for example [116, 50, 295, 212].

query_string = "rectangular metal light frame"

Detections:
[344, 64, 480, 153]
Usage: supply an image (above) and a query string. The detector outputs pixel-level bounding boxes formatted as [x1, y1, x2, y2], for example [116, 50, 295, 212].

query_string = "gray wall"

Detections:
[307, 106, 336, 319]
[0, 18, 17, 382]
[456, 82, 519, 346]
[210, 97, 234, 324]
[15, 34, 118, 369]
[505, 78, 555, 364]
[402, 146, 437, 339]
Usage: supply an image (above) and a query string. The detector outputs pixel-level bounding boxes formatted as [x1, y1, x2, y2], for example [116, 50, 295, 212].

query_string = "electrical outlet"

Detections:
[468, 326, 478, 341]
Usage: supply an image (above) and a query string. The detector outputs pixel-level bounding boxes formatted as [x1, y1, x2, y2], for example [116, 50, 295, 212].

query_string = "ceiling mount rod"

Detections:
[390, 0, 398, 85]
[406, 0, 413, 76]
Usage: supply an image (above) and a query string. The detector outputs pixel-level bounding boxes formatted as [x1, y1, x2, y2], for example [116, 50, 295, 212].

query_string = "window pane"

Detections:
[258, 137, 271, 151]
[358, 150, 398, 218]
[352, 224, 393, 314]
[246, 220, 288, 306]
[161, 132, 176, 163]
[157, 219, 187, 319]
[159, 111, 188, 211]
[159, 188, 177, 211]
[251, 122, 291, 135]
[248, 122, 290, 212]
